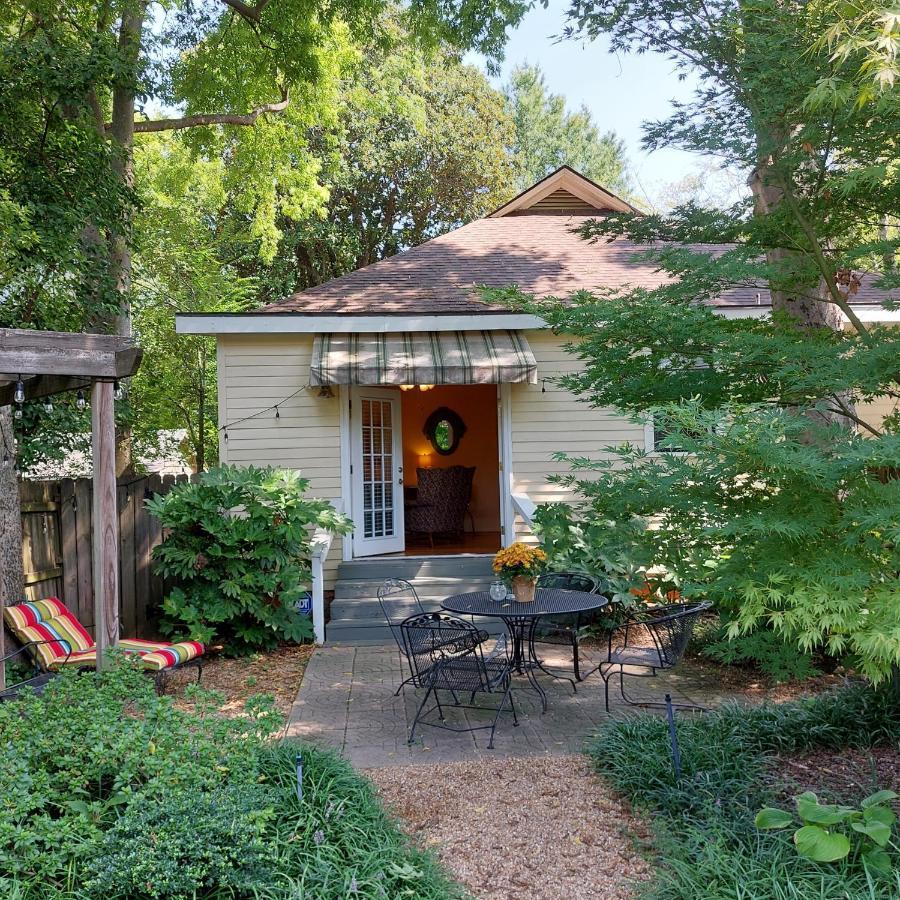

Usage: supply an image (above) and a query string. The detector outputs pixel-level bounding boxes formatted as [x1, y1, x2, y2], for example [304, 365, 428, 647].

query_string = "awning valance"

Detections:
[310, 330, 538, 386]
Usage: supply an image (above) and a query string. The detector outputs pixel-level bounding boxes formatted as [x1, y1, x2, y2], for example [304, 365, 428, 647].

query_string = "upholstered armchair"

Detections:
[405, 466, 475, 546]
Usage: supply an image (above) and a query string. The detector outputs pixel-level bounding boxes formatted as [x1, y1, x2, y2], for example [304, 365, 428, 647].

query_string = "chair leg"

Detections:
[604, 666, 612, 713]
[508, 684, 519, 727]
[572, 636, 581, 683]
[488, 681, 514, 750]
[434, 685, 446, 722]
[408, 681, 435, 745]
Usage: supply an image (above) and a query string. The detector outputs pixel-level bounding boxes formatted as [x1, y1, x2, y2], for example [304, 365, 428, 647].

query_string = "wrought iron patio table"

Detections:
[441, 589, 608, 712]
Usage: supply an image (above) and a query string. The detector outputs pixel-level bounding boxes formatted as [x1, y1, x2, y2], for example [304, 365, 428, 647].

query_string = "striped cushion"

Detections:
[118, 638, 205, 671]
[4, 598, 204, 672]
[4, 599, 93, 668]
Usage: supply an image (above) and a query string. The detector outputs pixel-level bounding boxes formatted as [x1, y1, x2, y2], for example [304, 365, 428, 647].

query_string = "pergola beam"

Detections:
[0, 328, 143, 680]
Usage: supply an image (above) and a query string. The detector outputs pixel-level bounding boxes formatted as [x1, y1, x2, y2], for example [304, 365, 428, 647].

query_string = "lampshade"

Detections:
[418, 453, 432, 468]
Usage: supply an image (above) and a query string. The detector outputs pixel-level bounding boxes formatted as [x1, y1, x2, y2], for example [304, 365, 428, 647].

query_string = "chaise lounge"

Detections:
[2, 597, 204, 696]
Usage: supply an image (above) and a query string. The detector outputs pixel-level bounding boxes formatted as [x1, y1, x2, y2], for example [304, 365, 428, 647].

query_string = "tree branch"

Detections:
[219, 0, 271, 23]
[131, 88, 289, 133]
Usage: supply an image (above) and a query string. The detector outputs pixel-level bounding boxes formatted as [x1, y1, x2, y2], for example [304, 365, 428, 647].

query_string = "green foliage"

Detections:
[700, 623, 823, 682]
[0, 656, 461, 899]
[757, 790, 898, 873]
[246, 19, 519, 296]
[148, 465, 351, 654]
[504, 63, 632, 195]
[588, 682, 900, 897]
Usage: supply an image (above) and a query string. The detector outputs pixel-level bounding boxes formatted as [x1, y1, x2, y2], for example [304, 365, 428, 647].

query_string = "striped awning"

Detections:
[310, 331, 538, 386]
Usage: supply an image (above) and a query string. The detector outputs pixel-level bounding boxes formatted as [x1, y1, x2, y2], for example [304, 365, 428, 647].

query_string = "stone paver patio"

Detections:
[285, 642, 721, 768]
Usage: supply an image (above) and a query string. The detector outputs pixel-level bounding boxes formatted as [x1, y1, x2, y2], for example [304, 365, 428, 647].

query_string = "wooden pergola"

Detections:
[0, 329, 143, 685]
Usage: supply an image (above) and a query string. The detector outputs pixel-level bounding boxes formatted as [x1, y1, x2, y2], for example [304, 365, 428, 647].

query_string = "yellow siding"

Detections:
[509, 331, 645, 540]
[857, 393, 898, 433]
[217, 335, 343, 587]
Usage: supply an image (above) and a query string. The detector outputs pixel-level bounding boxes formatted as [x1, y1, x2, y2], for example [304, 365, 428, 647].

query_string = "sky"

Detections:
[469, 4, 711, 208]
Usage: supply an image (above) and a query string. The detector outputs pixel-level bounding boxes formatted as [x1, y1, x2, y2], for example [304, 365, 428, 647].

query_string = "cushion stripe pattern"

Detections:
[4, 598, 204, 673]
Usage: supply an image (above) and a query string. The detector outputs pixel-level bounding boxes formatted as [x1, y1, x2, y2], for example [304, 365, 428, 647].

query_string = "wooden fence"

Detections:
[20, 474, 197, 639]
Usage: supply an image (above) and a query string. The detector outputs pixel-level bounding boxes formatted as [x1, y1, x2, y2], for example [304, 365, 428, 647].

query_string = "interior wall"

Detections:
[401, 384, 500, 532]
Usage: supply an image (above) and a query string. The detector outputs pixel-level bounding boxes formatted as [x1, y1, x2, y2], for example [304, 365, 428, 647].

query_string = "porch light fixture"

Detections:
[399, 385, 415, 391]
[317, 385, 334, 399]
[418, 384, 434, 392]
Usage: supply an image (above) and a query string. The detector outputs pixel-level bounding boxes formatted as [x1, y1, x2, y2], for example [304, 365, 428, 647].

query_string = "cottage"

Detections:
[176, 167, 895, 640]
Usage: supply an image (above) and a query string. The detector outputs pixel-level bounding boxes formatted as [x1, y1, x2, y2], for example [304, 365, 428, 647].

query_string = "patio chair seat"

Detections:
[3, 598, 204, 673]
[608, 645, 665, 669]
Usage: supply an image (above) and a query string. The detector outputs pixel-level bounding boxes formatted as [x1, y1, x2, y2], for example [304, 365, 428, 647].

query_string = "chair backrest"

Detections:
[641, 601, 712, 667]
[399, 611, 486, 687]
[377, 579, 426, 654]
[537, 572, 598, 594]
[3, 598, 93, 670]
[414, 466, 475, 532]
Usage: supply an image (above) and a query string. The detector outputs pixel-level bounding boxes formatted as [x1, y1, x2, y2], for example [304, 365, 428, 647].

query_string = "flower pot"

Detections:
[511, 576, 537, 603]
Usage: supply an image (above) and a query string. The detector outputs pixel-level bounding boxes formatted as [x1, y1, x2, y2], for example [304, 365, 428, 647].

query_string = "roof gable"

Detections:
[489, 165, 638, 217]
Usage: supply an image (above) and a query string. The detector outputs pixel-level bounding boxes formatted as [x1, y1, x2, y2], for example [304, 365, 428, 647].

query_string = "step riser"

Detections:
[329, 598, 444, 622]
[326, 619, 506, 644]
[336, 557, 494, 581]
[333, 577, 495, 600]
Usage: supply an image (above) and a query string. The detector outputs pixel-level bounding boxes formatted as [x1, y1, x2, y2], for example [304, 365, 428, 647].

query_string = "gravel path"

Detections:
[368, 755, 651, 900]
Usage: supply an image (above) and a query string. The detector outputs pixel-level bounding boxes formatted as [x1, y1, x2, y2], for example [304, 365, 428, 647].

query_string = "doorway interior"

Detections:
[399, 383, 501, 556]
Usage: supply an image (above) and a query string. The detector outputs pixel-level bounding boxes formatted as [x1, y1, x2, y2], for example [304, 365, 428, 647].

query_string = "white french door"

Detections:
[350, 388, 405, 556]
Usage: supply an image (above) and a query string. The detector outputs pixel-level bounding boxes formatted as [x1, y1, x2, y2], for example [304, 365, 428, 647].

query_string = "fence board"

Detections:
[18, 473, 187, 639]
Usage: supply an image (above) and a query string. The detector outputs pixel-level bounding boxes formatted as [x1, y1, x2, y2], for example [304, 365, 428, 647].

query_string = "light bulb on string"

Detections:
[114, 381, 125, 401]
[274, 405, 280, 420]
[14, 406, 22, 420]
[76, 390, 86, 411]
[14, 378, 25, 405]
[43, 398, 53, 413]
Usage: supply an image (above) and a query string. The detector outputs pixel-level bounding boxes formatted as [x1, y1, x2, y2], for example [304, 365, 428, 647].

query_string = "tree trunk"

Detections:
[0, 406, 24, 690]
[748, 164, 843, 330]
[108, 0, 148, 477]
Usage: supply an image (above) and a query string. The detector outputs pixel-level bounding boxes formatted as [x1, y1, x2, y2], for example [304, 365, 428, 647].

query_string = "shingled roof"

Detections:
[260, 167, 887, 316]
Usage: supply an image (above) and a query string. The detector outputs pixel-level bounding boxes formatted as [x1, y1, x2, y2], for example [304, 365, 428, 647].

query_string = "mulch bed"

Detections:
[369, 755, 652, 900]
[166, 643, 315, 717]
[771, 746, 900, 806]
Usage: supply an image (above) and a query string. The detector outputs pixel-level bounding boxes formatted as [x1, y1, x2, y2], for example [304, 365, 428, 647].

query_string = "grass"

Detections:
[588, 682, 900, 899]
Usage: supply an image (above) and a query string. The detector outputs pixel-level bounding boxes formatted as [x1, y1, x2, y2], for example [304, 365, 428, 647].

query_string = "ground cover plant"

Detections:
[589, 682, 900, 898]
[0, 655, 461, 900]
[149, 465, 350, 654]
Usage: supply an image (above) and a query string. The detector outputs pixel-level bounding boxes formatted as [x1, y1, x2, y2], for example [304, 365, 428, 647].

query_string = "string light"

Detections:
[43, 398, 53, 413]
[223, 428, 229, 443]
[217, 386, 309, 437]
[14, 377, 25, 405]
[114, 380, 125, 401]
[274, 405, 280, 419]
[76, 390, 86, 411]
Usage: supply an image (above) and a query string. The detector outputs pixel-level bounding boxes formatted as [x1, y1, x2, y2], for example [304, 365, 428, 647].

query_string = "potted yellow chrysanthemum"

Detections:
[492, 543, 547, 602]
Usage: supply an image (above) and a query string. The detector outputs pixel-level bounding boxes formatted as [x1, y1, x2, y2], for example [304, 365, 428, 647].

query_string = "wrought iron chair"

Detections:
[401, 612, 517, 750]
[530, 572, 600, 683]
[378, 578, 489, 696]
[597, 600, 712, 711]
[0, 639, 72, 701]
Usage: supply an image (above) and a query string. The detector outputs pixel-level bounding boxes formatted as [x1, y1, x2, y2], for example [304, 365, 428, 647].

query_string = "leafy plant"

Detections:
[702, 625, 823, 682]
[756, 790, 898, 874]
[0, 655, 463, 899]
[148, 465, 351, 654]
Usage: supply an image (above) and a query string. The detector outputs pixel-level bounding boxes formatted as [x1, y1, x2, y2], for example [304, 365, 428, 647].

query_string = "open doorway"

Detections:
[400, 384, 501, 555]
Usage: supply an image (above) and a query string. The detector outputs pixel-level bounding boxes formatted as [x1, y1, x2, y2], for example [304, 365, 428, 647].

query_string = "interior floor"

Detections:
[392, 530, 501, 557]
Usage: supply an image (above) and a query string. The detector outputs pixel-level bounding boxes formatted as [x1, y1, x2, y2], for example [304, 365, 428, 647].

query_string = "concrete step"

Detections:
[335, 555, 494, 582]
[325, 615, 506, 645]
[333, 576, 495, 600]
[329, 596, 445, 622]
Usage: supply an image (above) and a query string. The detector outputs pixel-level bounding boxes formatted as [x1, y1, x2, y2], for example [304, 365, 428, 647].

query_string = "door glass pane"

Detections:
[359, 397, 396, 541]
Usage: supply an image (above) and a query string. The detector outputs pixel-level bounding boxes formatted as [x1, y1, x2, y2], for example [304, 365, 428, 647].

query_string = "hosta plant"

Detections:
[756, 790, 899, 875]
[148, 465, 351, 654]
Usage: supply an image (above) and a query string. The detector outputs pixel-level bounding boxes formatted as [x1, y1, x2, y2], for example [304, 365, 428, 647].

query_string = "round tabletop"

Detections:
[442, 589, 608, 619]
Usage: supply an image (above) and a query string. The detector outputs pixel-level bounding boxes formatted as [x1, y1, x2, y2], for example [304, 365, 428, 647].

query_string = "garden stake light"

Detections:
[665, 694, 682, 781]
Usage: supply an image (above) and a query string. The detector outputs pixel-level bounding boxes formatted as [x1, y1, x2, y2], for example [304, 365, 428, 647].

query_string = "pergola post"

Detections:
[91, 380, 119, 668]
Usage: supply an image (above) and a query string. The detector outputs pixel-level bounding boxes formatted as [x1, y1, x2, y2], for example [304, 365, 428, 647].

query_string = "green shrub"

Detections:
[701, 625, 823, 682]
[148, 465, 351, 654]
[589, 682, 900, 898]
[0, 655, 461, 899]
